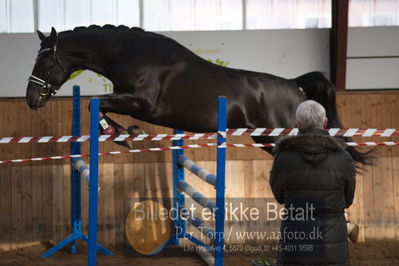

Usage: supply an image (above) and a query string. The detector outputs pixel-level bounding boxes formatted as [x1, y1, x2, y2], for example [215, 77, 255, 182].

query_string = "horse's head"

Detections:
[26, 27, 69, 109]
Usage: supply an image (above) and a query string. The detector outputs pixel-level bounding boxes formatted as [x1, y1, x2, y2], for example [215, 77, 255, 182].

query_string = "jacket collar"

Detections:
[298, 128, 329, 136]
[275, 129, 346, 153]
[274, 128, 347, 165]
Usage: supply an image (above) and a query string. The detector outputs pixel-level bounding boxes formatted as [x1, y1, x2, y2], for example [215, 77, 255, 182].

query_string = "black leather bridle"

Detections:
[28, 43, 67, 96]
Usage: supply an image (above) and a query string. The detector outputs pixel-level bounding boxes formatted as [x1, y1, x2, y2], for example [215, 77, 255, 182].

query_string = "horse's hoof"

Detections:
[114, 131, 133, 150]
[127, 125, 145, 135]
[113, 126, 143, 149]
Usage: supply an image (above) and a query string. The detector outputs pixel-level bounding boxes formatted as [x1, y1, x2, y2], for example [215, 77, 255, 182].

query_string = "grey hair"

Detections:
[296, 100, 326, 129]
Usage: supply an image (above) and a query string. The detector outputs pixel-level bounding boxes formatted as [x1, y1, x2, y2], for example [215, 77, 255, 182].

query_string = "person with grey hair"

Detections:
[295, 100, 327, 129]
[269, 100, 356, 265]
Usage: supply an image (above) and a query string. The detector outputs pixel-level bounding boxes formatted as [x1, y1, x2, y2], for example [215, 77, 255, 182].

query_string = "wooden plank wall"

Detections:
[0, 91, 398, 250]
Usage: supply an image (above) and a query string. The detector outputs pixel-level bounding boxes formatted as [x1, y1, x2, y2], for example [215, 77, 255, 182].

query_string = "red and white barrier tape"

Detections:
[228, 128, 399, 137]
[0, 128, 398, 144]
[0, 133, 217, 144]
[0, 143, 217, 164]
[1, 141, 398, 165]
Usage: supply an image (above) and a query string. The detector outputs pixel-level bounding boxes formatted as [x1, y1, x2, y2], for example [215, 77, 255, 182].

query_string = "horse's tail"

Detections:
[294, 72, 339, 124]
[294, 71, 373, 166]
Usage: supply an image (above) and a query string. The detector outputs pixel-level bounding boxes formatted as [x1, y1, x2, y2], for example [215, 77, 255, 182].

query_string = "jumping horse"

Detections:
[26, 25, 369, 165]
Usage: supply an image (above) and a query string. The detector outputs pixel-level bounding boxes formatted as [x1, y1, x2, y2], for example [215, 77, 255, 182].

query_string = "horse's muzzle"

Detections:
[26, 95, 46, 110]
[26, 97, 36, 109]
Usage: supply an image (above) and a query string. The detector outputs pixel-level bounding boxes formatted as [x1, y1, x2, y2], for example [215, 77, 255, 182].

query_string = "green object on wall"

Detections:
[68, 70, 114, 93]
[69, 70, 84, 80]
[208, 58, 229, 67]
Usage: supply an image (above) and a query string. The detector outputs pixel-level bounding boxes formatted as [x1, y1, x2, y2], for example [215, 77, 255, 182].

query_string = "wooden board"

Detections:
[0, 101, 12, 250]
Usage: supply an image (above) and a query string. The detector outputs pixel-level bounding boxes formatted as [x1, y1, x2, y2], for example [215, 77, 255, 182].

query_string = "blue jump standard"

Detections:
[169, 96, 227, 266]
[40, 86, 113, 264]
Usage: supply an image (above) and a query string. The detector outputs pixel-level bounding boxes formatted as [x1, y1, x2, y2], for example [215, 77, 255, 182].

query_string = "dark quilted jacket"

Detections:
[270, 128, 356, 265]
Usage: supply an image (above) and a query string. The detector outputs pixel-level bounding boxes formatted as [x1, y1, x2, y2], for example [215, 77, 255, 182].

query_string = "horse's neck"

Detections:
[61, 34, 117, 77]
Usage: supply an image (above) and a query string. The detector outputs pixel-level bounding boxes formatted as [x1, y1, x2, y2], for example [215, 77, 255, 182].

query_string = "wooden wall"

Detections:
[0, 91, 398, 250]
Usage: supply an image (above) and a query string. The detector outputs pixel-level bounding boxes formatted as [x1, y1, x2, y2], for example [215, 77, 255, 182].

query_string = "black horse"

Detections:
[26, 25, 369, 164]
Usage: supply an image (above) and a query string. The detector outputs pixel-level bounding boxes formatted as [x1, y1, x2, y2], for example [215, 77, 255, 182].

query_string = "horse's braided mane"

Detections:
[60, 24, 161, 37]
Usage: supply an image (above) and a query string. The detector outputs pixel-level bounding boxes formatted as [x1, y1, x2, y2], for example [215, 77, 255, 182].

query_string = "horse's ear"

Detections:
[37, 30, 46, 42]
[49, 27, 58, 46]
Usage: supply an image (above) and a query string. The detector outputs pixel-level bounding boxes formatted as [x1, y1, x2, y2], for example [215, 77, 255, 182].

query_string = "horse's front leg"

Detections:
[98, 93, 142, 116]
[92, 93, 146, 148]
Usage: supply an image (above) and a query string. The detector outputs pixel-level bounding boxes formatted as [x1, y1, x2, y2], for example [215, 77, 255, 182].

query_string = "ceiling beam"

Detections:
[330, 0, 349, 91]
